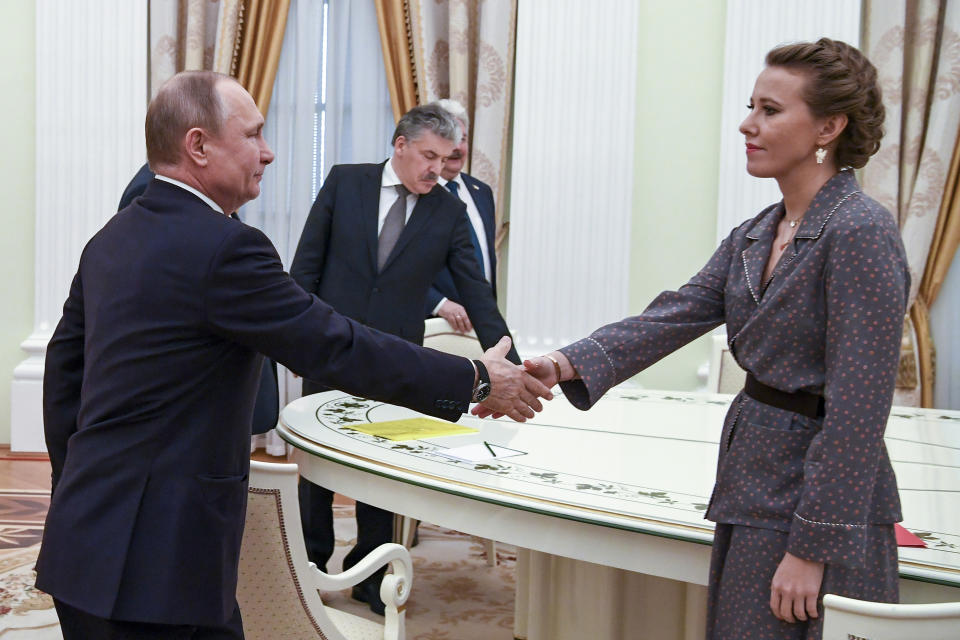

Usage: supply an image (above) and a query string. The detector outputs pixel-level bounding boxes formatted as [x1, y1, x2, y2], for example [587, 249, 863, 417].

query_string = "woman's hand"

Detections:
[523, 356, 560, 387]
[770, 552, 824, 623]
[470, 351, 574, 419]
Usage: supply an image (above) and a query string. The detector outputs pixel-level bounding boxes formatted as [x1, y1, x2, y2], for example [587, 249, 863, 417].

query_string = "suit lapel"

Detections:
[380, 187, 441, 272]
[740, 204, 781, 305]
[363, 163, 386, 272]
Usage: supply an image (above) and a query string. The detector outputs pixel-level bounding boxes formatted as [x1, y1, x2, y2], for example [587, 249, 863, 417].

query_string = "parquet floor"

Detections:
[0, 448, 52, 551]
[0, 447, 294, 552]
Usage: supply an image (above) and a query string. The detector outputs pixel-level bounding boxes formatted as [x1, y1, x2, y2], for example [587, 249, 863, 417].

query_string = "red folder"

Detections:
[895, 523, 926, 548]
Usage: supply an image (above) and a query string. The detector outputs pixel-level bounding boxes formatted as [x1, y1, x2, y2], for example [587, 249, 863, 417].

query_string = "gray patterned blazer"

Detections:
[559, 170, 909, 567]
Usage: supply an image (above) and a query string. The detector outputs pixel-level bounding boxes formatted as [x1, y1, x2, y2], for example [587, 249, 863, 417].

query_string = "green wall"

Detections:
[629, 0, 726, 390]
[0, 4, 35, 444]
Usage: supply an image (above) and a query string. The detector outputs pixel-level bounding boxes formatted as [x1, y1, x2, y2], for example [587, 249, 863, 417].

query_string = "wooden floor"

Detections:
[0, 443, 358, 559]
[0, 447, 292, 492]
[0, 447, 53, 491]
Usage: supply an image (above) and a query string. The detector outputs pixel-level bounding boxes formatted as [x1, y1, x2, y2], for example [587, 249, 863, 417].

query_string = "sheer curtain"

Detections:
[931, 247, 960, 409]
[241, 0, 394, 453]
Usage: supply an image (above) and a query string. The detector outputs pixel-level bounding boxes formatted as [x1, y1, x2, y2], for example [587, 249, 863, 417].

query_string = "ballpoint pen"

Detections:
[483, 441, 497, 457]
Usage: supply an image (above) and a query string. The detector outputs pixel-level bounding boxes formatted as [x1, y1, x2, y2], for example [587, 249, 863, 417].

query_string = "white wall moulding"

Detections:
[715, 0, 861, 244]
[11, 0, 148, 451]
[507, 0, 637, 356]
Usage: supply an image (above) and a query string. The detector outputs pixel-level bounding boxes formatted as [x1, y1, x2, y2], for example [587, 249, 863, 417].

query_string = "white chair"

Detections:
[706, 332, 747, 394]
[822, 593, 960, 640]
[397, 318, 497, 566]
[422, 317, 484, 359]
[237, 460, 413, 640]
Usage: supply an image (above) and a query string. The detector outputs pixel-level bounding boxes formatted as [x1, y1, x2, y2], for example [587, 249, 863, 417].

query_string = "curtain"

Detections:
[375, 0, 419, 122]
[862, 0, 960, 407]
[234, 0, 292, 115]
[240, 0, 394, 432]
[325, 1, 398, 166]
[149, 0, 288, 115]
[149, 0, 242, 96]
[926, 133, 960, 409]
[408, 0, 518, 248]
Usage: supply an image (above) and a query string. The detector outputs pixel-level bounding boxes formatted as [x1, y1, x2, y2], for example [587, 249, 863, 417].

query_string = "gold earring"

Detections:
[816, 147, 827, 164]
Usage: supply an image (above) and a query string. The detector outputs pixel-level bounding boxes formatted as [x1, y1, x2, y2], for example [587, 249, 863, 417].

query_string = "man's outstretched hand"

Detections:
[475, 337, 553, 422]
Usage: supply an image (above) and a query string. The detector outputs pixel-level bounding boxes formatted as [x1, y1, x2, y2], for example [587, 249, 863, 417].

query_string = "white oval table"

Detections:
[278, 388, 960, 639]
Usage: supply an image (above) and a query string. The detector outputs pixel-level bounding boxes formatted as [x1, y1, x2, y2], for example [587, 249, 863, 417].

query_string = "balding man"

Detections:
[37, 71, 549, 639]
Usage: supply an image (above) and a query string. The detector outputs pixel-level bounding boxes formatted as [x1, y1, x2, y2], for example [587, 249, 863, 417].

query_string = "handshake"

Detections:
[469, 336, 575, 422]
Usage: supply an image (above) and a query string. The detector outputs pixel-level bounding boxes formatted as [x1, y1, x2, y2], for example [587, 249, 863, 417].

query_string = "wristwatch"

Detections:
[471, 359, 491, 402]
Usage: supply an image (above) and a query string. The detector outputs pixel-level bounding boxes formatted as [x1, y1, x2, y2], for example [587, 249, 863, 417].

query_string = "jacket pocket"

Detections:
[196, 473, 248, 519]
[716, 421, 817, 527]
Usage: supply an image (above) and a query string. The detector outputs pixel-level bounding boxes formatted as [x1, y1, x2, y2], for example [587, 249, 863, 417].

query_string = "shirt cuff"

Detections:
[431, 297, 448, 316]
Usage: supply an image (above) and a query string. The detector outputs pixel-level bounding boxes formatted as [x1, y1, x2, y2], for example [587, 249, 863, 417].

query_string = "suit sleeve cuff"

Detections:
[558, 337, 617, 410]
[431, 297, 448, 316]
[786, 512, 868, 567]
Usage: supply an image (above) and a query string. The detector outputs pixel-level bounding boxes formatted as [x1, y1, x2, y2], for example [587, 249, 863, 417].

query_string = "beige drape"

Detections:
[150, 0, 241, 96]
[149, 0, 289, 116]
[234, 0, 291, 116]
[407, 0, 518, 248]
[912, 129, 960, 405]
[375, 0, 420, 123]
[863, 0, 960, 406]
[374, 0, 517, 249]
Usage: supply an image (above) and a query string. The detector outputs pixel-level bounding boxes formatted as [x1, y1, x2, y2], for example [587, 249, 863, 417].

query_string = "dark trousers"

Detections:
[297, 478, 391, 587]
[54, 599, 244, 640]
[299, 378, 392, 587]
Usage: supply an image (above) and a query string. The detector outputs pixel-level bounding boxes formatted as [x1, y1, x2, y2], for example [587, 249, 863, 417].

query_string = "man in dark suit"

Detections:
[118, 163, 279, 437]
[424, 99, 499, 333]
[290, 103, 519, 614]
[37, 71, 549, 640]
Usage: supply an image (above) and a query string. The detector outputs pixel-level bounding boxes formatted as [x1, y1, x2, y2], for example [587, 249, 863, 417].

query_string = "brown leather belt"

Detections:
[743, 373, 825, 419]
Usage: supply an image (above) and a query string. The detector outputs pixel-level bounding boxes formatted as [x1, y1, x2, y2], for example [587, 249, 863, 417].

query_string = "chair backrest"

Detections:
[706, 332, 746, 394]
[423, 317, 484, 359]
[822, 593, 960, 640]
[238, 461, 351, 640]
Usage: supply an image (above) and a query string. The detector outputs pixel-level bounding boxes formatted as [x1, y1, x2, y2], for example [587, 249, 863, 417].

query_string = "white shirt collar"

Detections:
[155, 174, 226, 214]
[382, 158, 404, 189]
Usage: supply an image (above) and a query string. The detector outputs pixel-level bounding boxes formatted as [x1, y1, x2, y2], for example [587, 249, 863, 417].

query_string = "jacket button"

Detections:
[372, 287, 380, 293]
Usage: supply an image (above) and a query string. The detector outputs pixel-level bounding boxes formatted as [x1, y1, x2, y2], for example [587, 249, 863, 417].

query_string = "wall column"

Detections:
[11, 1, 148, 451]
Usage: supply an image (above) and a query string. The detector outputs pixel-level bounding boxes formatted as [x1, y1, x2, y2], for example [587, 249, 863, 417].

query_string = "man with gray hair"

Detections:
[38, 74, 546, 638]
[290, 103, 520, 614]
[425, 99, 501, 334]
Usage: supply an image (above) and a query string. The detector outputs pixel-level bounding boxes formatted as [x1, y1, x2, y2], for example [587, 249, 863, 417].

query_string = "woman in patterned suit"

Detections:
[485, 39, 908, 639]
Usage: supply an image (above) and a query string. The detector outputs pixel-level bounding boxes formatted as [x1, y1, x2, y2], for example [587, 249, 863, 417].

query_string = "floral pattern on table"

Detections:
[312, 393, 719, 519]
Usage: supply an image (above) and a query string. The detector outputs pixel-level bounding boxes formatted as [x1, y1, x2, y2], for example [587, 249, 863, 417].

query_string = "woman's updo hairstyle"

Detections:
[765, 38, 884, 169]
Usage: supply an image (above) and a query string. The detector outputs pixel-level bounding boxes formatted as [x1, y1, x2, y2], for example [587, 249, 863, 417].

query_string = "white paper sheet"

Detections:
[434, 442, 527, 463]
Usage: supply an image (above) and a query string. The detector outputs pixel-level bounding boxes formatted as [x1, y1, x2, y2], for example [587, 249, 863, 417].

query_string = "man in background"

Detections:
[290, 103, 520, 614]
[425, 99, 500, 334]
[38, 71, 548, 639]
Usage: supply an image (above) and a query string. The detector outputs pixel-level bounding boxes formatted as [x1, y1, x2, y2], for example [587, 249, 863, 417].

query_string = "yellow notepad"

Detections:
[346, 418, 478, 441]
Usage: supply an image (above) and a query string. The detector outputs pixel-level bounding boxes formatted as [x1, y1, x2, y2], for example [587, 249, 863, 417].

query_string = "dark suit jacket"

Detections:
[290, 162, 518, 362]
[118, 164, 279, 435]
[37, 179, 474, 626]
[425, 172, 498, 314]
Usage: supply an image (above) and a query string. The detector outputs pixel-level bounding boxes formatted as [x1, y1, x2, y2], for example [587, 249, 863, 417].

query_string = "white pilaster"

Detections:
[11, 1, 148, 451]
[715, 0, 862, 244]
[507, 0, 637, 355]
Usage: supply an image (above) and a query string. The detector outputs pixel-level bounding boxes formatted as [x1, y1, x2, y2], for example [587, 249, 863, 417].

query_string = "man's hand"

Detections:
[770, 552, 824, 623]
[473, 350, 575, 419]
[438, 300, 472, 333]
[476, 337, 553, 422]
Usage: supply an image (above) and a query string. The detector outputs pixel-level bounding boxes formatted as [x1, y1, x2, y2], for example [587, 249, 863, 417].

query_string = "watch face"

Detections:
[474, 382, 491, 402]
